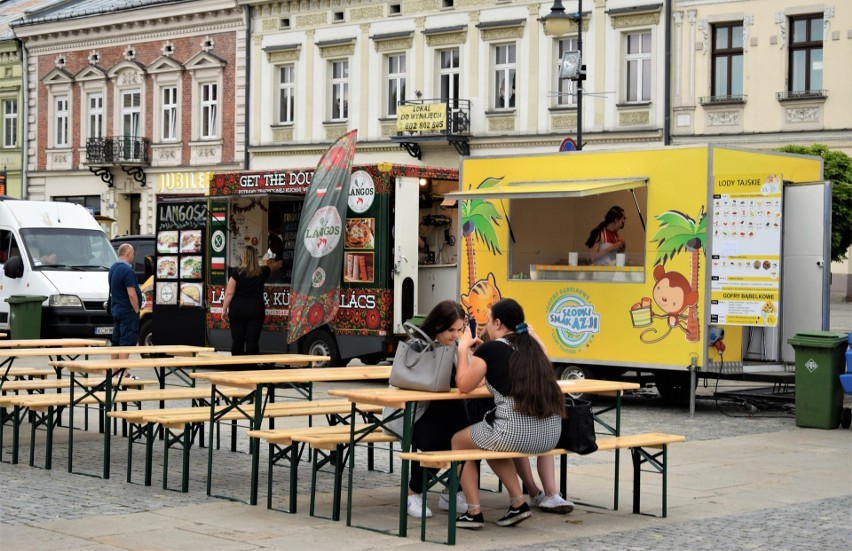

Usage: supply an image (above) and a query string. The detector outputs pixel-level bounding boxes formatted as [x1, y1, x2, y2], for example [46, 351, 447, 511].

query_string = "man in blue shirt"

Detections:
[108, 244, 142, 365]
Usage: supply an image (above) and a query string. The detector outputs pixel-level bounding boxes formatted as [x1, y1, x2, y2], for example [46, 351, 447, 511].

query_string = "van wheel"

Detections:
[301, 329, 341, 368]
[556, 365, 594, 399]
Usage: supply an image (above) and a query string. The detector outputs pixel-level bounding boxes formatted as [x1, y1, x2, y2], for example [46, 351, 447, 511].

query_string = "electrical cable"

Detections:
[706, 348, 796, 419]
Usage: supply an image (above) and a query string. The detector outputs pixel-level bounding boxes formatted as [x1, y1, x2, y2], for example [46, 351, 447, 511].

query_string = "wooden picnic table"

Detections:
[28, 345, 214, 478]
[0, 338, 108, 349]
[1, 344, 211, 389]
[192, 363, 390, 505]
[329, 379, 640, 537]
[0, 338, 109, 387]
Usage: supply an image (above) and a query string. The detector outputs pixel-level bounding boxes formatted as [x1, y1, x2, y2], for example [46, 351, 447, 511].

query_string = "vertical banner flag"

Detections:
[287, 130, 358, 344]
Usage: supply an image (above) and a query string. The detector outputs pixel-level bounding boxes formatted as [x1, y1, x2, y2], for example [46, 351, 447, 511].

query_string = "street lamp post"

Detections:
[542, 0, 584, 151]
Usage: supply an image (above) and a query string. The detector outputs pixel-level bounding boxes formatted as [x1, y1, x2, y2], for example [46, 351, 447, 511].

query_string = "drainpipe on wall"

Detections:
[244, 4, 252, 170]
[18, 39, 28, 198]
[664, 0, 672, 146]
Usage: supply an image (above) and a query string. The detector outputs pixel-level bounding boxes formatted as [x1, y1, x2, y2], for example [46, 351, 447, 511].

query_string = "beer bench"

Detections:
[108, 399, 384, 493]
[249, 422, 398, 517]
[2, 386, 250, 469]
[400, 432, 686, 545]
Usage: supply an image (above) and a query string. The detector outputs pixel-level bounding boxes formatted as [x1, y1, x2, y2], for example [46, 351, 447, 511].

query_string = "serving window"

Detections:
[504, 187, 647, 283]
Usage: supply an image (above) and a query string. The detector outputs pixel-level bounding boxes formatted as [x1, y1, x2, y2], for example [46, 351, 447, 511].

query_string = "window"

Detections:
[55, 95, 69, 146]
[330, 59, 349, 120]
[87, 93, 103, 140]
[625, 31, 651, 102]
[0, 229, 21, 264]
[493, 43, 516, 110]
[386, 54, 406, 116]
[2, 99, 17, 147]
[557, 38, 578, 107]
[711, 23, 743, 98]
[789, 15, 823, 92]
[122, 91, 141, 138]
[278, 65, 295, 124]
[200, 83, 218, 139]
[161, 86, 177, 141]
[52, 195, 101, 215]
[439, 49, 460, 104]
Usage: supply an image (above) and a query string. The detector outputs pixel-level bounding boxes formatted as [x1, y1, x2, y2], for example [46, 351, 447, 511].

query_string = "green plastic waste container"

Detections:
[788, 331, 848, 429]
[5, 295, 48, 340]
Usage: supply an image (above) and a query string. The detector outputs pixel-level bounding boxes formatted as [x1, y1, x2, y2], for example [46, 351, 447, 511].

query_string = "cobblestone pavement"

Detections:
[0, 300, 850, 549]
[504, 495, 852, 551]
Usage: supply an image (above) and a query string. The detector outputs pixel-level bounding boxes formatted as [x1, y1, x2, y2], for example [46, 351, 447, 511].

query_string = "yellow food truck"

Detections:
[448, 145, 829, 403]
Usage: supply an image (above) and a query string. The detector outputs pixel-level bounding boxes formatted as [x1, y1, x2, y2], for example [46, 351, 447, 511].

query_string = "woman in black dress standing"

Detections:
[221, 246, 282, 355]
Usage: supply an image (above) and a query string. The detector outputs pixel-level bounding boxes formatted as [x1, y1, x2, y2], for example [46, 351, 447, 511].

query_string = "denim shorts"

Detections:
[111, 311, 140, 347]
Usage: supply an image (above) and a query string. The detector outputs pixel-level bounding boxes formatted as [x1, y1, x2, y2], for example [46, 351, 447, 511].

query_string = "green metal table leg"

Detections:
[250, 386, 263, 505]
[398, 402, 413, 538]
[346, 403, 357, 526]
[103, 370, 113, 479]
[662, 445, 668, 517]
[182, 427, 192, 492]
[206, 384, 216, 496]
[145, 423, 154, 486]
[67, 373, 75, 473]
[614, 390, 622, 511]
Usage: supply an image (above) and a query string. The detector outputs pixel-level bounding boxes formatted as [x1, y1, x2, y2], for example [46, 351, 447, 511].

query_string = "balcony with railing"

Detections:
[776, 90, 827, 101]
[390, 98, 472, 159]
[85, 136, 150, 187]
[699, 95, 747, 105]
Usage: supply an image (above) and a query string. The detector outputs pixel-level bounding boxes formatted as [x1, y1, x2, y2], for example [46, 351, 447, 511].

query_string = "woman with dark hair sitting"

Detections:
[585, 205, 627, 265]
[452, 298, 566, 529]
[385, 300, 471, 518]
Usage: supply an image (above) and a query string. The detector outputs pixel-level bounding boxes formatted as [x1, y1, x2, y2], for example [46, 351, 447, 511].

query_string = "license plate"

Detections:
[95, 326, 113, 335]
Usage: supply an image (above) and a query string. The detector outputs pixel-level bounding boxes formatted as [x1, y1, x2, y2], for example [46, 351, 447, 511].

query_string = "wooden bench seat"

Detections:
[250, 423, 399, 516]
[106, 400, 384, 492]
[1, 386, 252, 469]
[399, 432, 686, 545]
[1, 378, 157, 392]
[1, 367, 54, 380]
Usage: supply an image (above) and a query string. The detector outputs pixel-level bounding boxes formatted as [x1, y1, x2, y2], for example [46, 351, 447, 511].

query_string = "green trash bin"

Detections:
[787, 331, 848, 429]
[5, 295, 48, 340]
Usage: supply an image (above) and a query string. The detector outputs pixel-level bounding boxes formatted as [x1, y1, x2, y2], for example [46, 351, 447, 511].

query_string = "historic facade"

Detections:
[12, 0, 246, 235]
[670, 0, 851, 155]
[240, 0, 669, 169]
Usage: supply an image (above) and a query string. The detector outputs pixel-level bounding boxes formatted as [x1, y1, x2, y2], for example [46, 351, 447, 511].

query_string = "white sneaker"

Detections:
[407, 494, 433, 518]
[438, 492, 469, 514]
[536, 493, 575, 514]
[529, 490, 545, 507]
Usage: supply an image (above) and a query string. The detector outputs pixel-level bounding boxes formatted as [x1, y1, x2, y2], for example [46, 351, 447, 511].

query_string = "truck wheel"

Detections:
[841, 407, 852, 429]
[137, 319, 162, 358]
[655, 373, 694, 405]
[301, 329, 341, 368]
[556, 365, 594, 399]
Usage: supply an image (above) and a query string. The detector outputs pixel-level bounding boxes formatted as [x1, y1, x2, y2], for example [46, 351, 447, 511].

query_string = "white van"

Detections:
[0, 198, 117, 338]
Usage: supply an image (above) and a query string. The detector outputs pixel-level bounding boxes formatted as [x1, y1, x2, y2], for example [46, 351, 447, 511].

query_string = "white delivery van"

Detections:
[0, 198, 117, 338]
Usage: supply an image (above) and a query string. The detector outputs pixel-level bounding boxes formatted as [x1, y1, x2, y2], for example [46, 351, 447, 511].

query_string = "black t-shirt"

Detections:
[229, 266, 271, 305]
[473, 339, 513, 396]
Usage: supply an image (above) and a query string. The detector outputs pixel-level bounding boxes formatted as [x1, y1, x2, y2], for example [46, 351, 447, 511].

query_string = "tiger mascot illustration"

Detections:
[461, 273, 502, 338]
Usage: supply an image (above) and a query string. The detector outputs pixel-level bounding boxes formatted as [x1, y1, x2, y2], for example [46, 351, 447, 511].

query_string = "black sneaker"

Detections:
[496, 501, 532, 527]
[456, 511, 485, 529]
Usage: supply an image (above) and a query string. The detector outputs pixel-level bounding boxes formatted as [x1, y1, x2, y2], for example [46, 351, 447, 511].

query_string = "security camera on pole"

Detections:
[542, 0, 585, 151]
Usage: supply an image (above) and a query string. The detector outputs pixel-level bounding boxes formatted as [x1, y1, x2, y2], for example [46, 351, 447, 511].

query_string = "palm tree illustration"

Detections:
[650, 206, 707, 342]
[461, 177, 503, 288]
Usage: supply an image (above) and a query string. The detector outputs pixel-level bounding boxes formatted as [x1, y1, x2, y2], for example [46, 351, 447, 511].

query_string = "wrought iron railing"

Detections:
[699, 94, 747, 105]
[776, 90, 827, 101]
[86, 136, 150, 165]
[395, 98, 472, 137]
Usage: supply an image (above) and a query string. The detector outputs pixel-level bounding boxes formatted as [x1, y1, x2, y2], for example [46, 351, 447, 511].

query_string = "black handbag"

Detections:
[556, 398, 598, 455]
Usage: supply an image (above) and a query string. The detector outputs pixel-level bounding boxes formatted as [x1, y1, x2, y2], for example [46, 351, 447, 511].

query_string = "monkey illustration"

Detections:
[639, 265, 698, 344]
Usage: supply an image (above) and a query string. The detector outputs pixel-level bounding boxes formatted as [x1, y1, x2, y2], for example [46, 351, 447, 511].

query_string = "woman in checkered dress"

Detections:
[452, 298, 566, 529]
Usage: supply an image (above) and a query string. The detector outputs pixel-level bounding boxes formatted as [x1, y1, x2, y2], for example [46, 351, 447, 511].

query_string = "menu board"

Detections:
[153, 199, 208, 346]
[709, 173, 782, 327]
